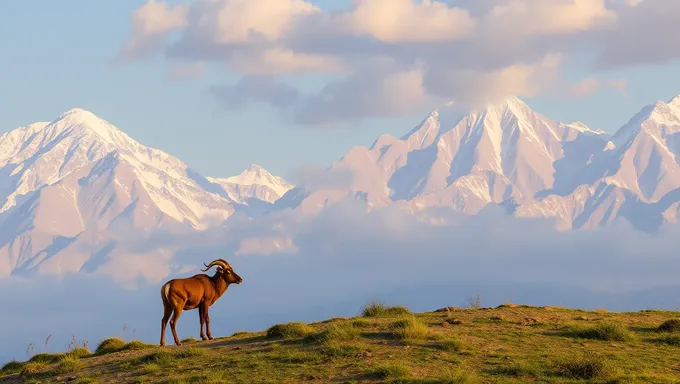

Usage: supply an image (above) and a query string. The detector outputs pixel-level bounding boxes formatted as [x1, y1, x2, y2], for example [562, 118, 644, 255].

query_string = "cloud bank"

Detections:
[4, 200, 680, 363]
[115, 0, 670, 125]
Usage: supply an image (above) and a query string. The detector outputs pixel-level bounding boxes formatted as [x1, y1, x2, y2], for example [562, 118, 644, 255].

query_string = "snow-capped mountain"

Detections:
[276, 96, 609, 215]
[207, 164, 293, 205]
[0, 109, 291, 277]
[276, 95, 680, 231]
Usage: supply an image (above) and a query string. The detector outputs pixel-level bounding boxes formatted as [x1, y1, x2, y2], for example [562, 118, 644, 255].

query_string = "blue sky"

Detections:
[2, 0, 680, 179]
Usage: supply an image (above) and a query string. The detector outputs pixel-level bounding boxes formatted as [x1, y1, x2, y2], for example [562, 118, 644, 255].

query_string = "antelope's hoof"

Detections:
[208, 336, 214, 340]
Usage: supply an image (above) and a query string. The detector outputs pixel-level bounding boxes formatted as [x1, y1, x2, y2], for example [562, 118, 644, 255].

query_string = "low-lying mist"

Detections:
[2, 201, 680, 364]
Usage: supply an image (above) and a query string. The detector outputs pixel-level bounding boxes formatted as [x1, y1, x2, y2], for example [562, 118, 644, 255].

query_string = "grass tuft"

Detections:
[564, 322, 632, 341]
[121, 340, 156, 351]
[315, 322, 361, 343]
[388, 316, 432, 341]
[266, 322, 314, 339]
[657, 318, 680, 333]
[549, 351, 620, 380]
[53, 355, 82, 374]
[372, 363, 411, 380]
[1, 360, 24, 375]
[95, 337, 126, 354]
[362, 301, 411, 317]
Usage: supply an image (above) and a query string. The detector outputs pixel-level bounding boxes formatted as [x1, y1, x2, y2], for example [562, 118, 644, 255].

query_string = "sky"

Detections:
[3, 0, 680, 180]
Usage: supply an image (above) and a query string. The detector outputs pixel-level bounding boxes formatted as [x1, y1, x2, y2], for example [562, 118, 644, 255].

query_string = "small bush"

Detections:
[388, 316, 432, 341]
[372, 364, 411, 380]
[266, 322, 313, 339]
[657, 319, 680, 333]
[1, 360, 25, 375]
[181, 337, 199, 344]
[550, 351, 620, 380]
[95, 337, 126, 354]
[362, 301, 410, 317]
[566, 322, 632, 341]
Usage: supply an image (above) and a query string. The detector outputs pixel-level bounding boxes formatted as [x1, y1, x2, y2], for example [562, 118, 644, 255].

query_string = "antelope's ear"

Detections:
[216, 267, 224, 274]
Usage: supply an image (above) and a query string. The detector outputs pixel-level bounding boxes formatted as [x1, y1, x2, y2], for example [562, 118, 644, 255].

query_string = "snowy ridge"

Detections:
[0, 109, 292, 277]
[276, 94, 680, 232]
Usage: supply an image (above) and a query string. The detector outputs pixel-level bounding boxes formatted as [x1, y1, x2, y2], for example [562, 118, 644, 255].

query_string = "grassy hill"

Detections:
[2, 302, 680, 383]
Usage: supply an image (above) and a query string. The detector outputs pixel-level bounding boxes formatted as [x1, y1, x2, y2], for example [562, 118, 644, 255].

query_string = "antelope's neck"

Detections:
[213, 277, 229, 298]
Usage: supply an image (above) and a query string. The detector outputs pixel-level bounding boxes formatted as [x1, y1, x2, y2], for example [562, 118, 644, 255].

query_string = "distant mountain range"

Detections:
[3, 96, 680, 278]
[276, 95, 680, 232]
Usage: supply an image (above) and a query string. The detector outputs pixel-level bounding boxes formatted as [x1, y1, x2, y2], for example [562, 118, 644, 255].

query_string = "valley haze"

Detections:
[3, 96, 680, 364]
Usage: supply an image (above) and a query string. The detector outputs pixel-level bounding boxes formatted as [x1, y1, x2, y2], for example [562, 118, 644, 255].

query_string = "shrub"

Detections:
[181, 337, 199, 344]
[566, 322, 632, 341]
[95, 338, 126, 354]
[388, 316, 432, 341]
[362, 301, 410, 317]
[266, 322, 313, 339]
[657, 319, 680, 333]
[550, 351, 620, 380]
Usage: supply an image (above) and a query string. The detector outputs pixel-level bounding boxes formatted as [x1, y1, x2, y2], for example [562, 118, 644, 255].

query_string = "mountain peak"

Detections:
[667, 95, 680, 106]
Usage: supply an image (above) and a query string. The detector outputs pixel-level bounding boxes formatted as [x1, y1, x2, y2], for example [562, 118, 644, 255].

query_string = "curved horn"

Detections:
[201, 259, 229, 272]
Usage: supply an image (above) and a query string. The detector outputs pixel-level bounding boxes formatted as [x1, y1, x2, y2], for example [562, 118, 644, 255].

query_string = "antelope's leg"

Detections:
[170, 305, 184, 346]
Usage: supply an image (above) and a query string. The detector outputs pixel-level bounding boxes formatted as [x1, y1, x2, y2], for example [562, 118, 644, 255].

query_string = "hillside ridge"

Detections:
[3, 302, 680, 383]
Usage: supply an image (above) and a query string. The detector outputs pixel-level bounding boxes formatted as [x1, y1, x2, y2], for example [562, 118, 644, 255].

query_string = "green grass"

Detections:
[362, 301, 411, 317]
[549, 351, 620, 380]
[564, 321, 633, 341]
[266, 322, 314, 339]
[4, 302, 680, 383]
[388, 316, 433, 341]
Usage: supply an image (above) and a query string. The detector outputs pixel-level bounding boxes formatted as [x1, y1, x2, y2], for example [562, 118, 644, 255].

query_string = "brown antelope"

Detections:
[160, 259, 242, 346]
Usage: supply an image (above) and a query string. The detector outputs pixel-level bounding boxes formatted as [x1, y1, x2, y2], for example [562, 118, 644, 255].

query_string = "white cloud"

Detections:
[117, 0, 189, 60]
[338, 0, 476, 43]
[567, 77, 629, 98]
[118, 0, 680, 124]
[5, 200, 680, 364]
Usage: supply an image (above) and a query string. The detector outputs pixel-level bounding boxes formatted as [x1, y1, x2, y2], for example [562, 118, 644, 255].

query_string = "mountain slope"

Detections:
[3, 304, 680, 383]
[277, 96, 609, 216]
[0, 109, 291, 277]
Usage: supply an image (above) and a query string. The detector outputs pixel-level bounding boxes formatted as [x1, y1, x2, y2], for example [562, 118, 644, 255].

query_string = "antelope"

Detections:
[160, 259, 243, 346]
